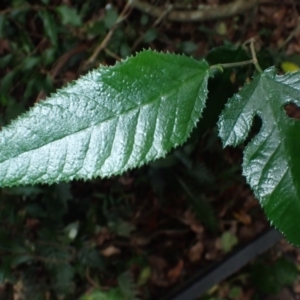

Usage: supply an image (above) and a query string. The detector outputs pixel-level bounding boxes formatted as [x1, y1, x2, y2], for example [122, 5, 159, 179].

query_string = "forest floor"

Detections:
[1, 0, 300, 299]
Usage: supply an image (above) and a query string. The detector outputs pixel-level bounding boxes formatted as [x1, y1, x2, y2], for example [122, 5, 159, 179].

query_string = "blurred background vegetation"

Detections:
[0, 0, 300, 299]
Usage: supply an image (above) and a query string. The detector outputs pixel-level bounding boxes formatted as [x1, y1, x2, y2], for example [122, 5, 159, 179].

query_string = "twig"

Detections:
[51, 45, 87, 79]
[210, 60, 255, 72]
[130, 0, 259, 22]
[279, 17, 300, 50]
[131, 4, 174, 52]
[153, 4, 174, 27]
[35, 44, 86, 102]
[86, 268, 101, 289]
[104, 48, 121, 61]
[249, 38, 263, 73]
[82, 2, 132, 71]
[210, 38, 263, 72]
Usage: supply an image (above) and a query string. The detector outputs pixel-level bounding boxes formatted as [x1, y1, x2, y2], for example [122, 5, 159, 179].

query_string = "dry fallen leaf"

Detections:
[183, 210, 204, 234]
[239, 225, 256, 241]
[118, 175, 134, 186]
[130, 235, 151, 246]
[25, 218, 40, 229]
[167, 260, 184, 283]
[101, 245, 121, 257]
[148, 255, 167, 271]
[148, 256, 169, 287]
[150, 269, 169, 287]
[188, 241, 204, 262]
[0, 39, 10, 54]
[294, 278, 300, 294]
[233, 211, 252, 225]
[95, 227, 111, 246]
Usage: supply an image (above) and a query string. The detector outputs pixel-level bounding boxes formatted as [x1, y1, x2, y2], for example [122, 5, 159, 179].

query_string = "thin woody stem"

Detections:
[210, 59, 254, 71]
[210, 38, 263, 73]
[249, 38, 263, 73]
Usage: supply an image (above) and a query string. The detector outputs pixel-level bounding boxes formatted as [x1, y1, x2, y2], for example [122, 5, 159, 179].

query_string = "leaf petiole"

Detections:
[210, 38, 263, 73]
[210, 59, 255, 72]
[249, 38, 263, 73]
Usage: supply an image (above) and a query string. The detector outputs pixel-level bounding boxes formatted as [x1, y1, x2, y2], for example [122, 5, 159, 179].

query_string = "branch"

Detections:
[81, 2, 132, 71]
[130, 0, 259, 22]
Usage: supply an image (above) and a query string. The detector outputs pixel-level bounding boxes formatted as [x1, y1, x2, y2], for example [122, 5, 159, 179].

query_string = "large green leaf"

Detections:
[218, 67, 300, 246]
[0, 50, 210, 187]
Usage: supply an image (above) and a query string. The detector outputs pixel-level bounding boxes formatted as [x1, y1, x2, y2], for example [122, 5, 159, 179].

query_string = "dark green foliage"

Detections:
[0, 1, 299, 298]
[199, 45, 250, 135]
[0, 183, 107, 298]
[250, 257, 298, 294]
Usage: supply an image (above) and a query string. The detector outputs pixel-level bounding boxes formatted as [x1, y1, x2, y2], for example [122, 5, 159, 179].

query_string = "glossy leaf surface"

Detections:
[218, 67, 300, 246]
[0, 51, 210, 187]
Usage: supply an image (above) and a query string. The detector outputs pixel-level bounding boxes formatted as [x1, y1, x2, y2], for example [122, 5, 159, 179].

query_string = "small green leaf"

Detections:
[120, 42, 131, 58]
[215, 22, 227, 36]
[50, 263, 74, 293]
[87, 21, 106, 36]
[104, 6, 118, 29]
[143, 28, 158, 44]
[39, 10, 58, 45]
[221, 231, 238, 253]
[137, 266, 151, 286]
[0, 14, 6, 38]
[42, 48, 56, 66]
[218, 67, 300, 246]
[11, 254, 32, 267]
[80, 290, 108, 300]
[108, 219, 135, 237]
[56, 5, 82, 27]
[118, 272, 137, 300]
[0, 71, 15, 93]
[228, 286, 242, 299]
[180, 41, 198, 55]
[80, 289, 123, 300]
[78, 246, 103, 268]
[140, 14, 149, 26]
[0, 54, 13, 69]
[0, 51, 210, 187]
[22, 56, 40, 70]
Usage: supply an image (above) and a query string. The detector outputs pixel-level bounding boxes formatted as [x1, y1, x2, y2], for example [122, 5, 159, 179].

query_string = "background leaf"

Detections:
[218, 67, 300, 246]
[117, 271, 138, 300]
[104, 6, 119, 29]
[250, 257, 298, 294]
[80, 288, 123, 300]
[56, 5, 82, 27]
[221, 231, 238, 253]
[0, 51, 210, 187]
[39, 10, 58, 45]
